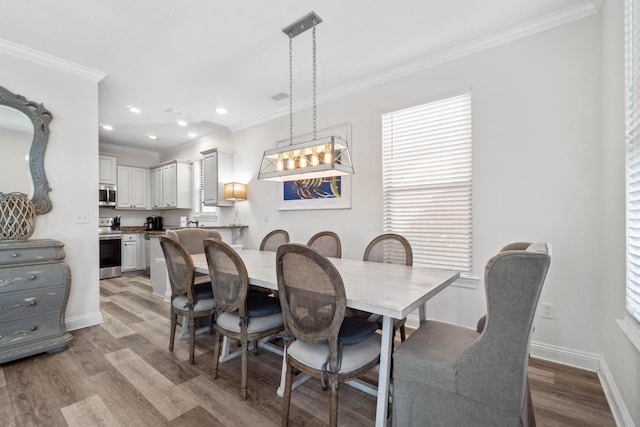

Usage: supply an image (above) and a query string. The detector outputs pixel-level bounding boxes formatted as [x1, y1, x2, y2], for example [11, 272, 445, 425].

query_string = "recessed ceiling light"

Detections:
[177, 119, 188, 127]
[188, 132, 197, 138]
[147, 135, 158, 140]
[101, 124, 114, 131]
[215, 107, 228, 115]
[127, 106, 141, 114]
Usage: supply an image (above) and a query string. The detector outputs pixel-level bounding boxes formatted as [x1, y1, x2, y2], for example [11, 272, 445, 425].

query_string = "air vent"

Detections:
[270, 92, 289, 101]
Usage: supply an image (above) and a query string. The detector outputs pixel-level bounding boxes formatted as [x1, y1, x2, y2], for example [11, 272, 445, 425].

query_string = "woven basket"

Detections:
[0, 192, 36, 240]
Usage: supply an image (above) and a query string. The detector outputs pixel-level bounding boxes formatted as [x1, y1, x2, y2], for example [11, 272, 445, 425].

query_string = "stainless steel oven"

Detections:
[99, 217, 121, 279]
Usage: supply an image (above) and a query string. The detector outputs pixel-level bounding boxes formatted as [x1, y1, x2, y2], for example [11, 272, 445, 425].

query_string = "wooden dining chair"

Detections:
[167, 228, 221, 285]
[158, 236, 215, 365]
[358, 233, 413, 341]
[203, 238, 284, 400]
[259, 229, 290, 252]
[276, 243, 380, 427]
[307, 231, 342, 258]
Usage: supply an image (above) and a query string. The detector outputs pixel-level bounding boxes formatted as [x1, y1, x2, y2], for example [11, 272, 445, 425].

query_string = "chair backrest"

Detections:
[159, 236, 195, 301]
[203, 238, 248, 315]
[260, 229, 290, 252]
[276, 244, 346, 356]
[457, 242, 551, 415]
[307, 231, 342, 258]
[166, 228, 221, 255]
[363, 233, 413, 266]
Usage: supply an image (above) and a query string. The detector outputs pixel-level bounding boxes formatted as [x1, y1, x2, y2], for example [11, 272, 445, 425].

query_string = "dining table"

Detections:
[191, 248, 459, 427]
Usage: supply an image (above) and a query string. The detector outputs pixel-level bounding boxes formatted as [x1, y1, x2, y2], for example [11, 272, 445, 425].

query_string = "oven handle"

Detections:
[99, 235, 122, 241]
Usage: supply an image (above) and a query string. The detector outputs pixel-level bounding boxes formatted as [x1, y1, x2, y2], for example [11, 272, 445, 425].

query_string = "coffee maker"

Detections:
[145, 216, 163, 231]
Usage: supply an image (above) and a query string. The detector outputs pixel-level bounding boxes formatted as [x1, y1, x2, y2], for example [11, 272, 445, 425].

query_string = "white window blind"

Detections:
[192, 158, 216, 216]
[625, 0, 640, 323]
[382, 93, 472, 273]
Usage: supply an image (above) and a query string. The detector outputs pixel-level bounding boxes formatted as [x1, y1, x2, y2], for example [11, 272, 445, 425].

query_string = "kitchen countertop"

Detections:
[120, 225, 248, 237]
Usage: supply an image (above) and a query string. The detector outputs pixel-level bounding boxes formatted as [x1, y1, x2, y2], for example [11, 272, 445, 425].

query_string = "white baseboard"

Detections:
[65, 311, 103, 331]
[529, 340, 601, 371]
[599, 358, 635, 427]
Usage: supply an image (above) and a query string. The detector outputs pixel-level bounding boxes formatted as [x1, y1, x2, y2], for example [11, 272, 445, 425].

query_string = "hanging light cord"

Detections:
[312, 19, 318, 140]
[289, 31, 294, 146]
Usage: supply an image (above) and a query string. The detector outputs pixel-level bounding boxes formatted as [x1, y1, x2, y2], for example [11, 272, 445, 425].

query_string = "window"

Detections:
[192, 158, 217, 217]
[625, 0, 640, 323]
[382, 93, 473, 273]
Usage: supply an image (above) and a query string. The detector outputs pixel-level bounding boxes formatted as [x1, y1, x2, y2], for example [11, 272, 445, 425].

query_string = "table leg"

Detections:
[376, 316, 393, 427]
[419, 303, 427, 324]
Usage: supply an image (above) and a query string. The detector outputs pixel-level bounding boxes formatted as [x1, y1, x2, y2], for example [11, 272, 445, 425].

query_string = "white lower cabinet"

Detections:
[122, 234, 139, 272]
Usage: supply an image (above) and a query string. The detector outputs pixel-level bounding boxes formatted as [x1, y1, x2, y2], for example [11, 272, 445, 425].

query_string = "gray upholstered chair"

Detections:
[259, 229, 290, 252]
[392, 242, 551, 427]
[158, 236, 215, 365]
[166, 228, 221, 285]
[277, 243, 380, 427]
[203, 238, 284, 400]
[307, 231, 342, 258]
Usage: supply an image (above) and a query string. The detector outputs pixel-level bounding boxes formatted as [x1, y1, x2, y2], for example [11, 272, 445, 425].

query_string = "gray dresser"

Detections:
[0, 239, 72, 363]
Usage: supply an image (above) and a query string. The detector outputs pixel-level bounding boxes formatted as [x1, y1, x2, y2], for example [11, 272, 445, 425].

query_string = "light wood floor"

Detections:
[0, 273, 616, 426]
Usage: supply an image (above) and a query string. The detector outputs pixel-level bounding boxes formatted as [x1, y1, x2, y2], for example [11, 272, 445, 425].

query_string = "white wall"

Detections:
[1, 50, 103, 330]
[232, 14, 603, 354]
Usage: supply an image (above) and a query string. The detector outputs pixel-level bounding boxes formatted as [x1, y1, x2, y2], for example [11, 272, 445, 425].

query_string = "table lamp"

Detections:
[224, 182, 247, 226]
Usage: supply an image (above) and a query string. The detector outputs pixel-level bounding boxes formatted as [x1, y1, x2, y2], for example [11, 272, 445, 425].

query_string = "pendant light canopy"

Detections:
[258, 12, 354, 181]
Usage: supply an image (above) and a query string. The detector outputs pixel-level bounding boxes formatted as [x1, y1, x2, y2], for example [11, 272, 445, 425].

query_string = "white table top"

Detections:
[192, 249, 459, 320]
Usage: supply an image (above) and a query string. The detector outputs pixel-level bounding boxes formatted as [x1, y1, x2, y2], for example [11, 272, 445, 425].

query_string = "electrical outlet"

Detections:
[541, 303, 554, 319]
[75, 211, 89, 224]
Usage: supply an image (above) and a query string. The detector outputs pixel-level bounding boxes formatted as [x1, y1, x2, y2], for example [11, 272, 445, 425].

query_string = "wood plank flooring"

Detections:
[0, 273, 616, 426]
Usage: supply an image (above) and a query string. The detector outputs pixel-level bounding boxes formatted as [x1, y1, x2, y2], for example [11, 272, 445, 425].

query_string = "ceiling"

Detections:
[0, 0, 596, 152]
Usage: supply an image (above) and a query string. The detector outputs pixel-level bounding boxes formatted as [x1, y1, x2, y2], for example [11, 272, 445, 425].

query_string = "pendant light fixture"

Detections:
[258, 12, 354, 181]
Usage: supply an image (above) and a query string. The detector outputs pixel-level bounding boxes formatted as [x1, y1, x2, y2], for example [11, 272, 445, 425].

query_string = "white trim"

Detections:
[65, 311, 103, 331]
[0, 39, 106, 82]
[229, 0, 601, 133]
[529, 340, 601, 371]
[599, 357, 636, 427]
[617, 316, 640, 356]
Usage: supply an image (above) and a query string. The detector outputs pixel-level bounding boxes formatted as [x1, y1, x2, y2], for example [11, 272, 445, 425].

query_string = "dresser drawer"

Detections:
[0, 312, 64, 348]
[0, 263, 69, 293]
[0, 287, 66, 322]
[0, 240, 65, 266]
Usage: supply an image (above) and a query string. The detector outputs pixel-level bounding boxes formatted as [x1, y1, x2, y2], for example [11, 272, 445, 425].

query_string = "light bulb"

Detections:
[287, 158, 296, 170]
[324, 151, 332, 164]
[299, 155, 308, 168]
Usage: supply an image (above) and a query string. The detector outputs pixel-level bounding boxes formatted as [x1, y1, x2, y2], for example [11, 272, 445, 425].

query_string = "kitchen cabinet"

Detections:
[0, 239, 72, 363]
[122, 234, 139, 272]
[99, 155, 117, 185]
[201, 148, 234, 206]
[117, 165, 150, 209]
[151, 160, 191, 209]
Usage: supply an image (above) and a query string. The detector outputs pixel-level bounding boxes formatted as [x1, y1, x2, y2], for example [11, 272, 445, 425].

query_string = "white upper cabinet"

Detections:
[117, 165, 150, 209]
[151, 160, 191, 209]
[201, 148, 234, 206]
[99, 155, 117, 185]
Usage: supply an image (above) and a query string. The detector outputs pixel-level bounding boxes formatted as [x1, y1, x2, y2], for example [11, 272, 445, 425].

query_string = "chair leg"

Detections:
[208, 311, 215, 334]
[212, 330, 222, 378]
[282, 362, 294, 427]
[169, 311, 177, 352]
[329, 380, 339, 427]
[399, 324, 406, 342]
[253, 340, 259, 355]
[241, 339, 248, 400]
[188, 314, 196, 364]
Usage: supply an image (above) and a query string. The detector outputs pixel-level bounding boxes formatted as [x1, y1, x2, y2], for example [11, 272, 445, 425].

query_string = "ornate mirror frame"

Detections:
[0, 85, 53, 215]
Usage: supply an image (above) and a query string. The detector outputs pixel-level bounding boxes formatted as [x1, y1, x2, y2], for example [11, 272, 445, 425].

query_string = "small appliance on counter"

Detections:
[145, 216, 163, 231]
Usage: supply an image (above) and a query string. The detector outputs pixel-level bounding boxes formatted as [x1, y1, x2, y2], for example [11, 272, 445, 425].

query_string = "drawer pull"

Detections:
[30, 326, 38, 332]
[29, 275, 37, 280]
[29, 300, 38, 307]
[11, 252, 19, 257]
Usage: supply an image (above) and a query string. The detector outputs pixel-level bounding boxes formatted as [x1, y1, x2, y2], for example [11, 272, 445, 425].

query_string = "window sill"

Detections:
[452, 274, 479, 288]
[616, 316, 640, 357]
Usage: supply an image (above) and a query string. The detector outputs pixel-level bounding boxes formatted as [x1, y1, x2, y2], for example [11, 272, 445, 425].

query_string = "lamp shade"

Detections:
[258, 135, 354, 181]
[224, 182, 247, 201]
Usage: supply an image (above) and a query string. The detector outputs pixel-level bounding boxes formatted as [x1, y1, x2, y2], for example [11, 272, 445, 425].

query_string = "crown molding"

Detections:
[0, 38, 106, 82]
[230, 0, 601, 133]
[99, 142, 159, 157]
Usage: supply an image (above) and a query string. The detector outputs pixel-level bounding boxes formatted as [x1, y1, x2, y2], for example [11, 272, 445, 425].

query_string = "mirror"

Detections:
[0, 85, 53, 214]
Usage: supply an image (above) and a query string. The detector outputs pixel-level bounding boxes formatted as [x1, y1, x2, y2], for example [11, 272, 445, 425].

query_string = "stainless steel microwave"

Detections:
[99, 184, 117, 206]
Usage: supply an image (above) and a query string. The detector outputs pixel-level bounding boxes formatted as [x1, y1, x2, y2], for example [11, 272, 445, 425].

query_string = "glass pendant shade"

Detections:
[258, 135, 353, 181]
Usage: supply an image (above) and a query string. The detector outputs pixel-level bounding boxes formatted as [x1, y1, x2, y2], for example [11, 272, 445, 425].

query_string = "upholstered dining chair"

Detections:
[276, 243, 381, 427]
[307, 231, 342, 258]
[203, 238, 284, 400]
[158, 236, 215, 365]
[356, 233, 413, 341]
[259, 229, 290, 252]
[392, 242, 551, 427]
[166, 228, 222, 285]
